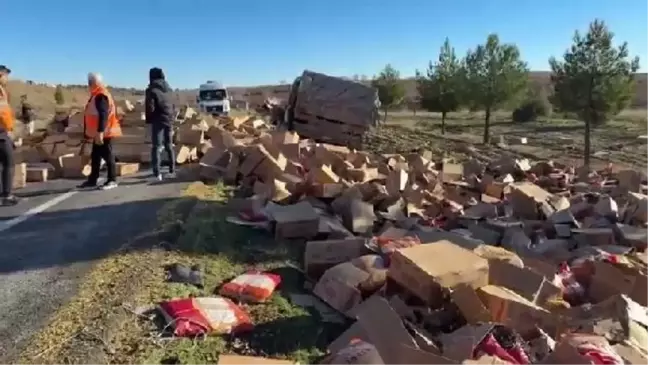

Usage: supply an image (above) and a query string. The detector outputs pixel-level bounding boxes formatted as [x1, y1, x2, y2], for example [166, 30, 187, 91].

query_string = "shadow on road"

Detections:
[0, 195, 196, 275]
[0, 192, 198, 363]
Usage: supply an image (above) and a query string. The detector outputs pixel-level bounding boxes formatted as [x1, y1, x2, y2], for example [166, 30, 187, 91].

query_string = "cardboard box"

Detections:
[312, 262, 369, 315]
[477, 285, 555, 335]
[509, 182, 553, 219]
[387, 240, 489, 304]
[60, 155, 91, 178]
[26, 165, 49, 182]
[115, 162, 140, 176]
[12, 163, 27, 189]
[304, 238, 369, 278]
[271, 200, 319, 239]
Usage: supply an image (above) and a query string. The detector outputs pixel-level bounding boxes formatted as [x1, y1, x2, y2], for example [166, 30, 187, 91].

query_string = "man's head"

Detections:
[0, 65, 11, 86]
[87, 72, 103, 89]
[149, 67, 165, 82]
[20, 94, 27, 102]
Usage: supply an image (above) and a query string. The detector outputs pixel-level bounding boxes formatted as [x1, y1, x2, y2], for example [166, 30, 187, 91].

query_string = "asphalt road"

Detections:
[0, 170, 188, 361]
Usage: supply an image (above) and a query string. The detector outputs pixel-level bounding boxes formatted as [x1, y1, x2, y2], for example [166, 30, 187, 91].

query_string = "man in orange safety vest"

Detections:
[0, 65, 19, 206]
[77, 72, 122, 190]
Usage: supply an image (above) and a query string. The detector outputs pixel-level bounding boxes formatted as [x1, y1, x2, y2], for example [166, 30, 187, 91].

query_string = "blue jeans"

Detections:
[151, 124, 175, 176]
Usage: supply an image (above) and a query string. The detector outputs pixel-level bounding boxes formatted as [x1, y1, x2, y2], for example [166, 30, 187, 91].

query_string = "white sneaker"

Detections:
[99, 181, 118, 190]
[155, 174, 163, 181]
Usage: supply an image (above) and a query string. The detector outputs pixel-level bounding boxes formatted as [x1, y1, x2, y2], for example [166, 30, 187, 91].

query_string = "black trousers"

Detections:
[88, 138, 117, 184]
[0, 134, 13, 197]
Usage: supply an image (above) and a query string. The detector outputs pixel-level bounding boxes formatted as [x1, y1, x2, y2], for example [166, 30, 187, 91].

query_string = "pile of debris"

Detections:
[187, 111, 648, 363]
[10, 103, 648, 363]
[11, 102, 210, 187]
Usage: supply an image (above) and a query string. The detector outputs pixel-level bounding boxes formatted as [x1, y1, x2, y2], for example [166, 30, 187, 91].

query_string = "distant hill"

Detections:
[8, 71, 647, 119]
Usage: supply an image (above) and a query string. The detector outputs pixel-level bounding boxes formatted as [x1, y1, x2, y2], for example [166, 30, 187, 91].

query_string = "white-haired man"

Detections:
[77, 72, 122, 190]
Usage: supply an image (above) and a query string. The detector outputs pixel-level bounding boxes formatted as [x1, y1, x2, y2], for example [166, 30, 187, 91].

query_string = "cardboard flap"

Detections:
[450, 284, 491, 325]
[487, 260, 561, 306]
[327, 322, 370, 354]
[440, 324, 494, 362]
[313, 262, 368, 314]
[394, 344, 458, 364]
[304, 238, 368, 270]
[355, 296, 419, 364]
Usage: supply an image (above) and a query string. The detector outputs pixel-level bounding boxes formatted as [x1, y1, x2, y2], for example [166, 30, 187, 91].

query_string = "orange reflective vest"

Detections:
[84, 86, 121, 139]
[0, 84, 15, 132]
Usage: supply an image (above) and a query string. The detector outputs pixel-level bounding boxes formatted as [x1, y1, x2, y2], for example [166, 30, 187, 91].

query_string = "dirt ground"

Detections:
[369, 110, 647, 171]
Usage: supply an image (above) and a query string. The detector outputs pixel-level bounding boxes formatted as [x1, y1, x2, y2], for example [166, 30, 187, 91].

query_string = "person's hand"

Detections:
[94, 132, 104, 145]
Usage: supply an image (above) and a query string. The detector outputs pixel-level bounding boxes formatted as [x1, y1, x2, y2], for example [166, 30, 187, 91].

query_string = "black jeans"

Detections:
[151, 124, 175, 175]
[88, 138, 117, 184]
[0, 134, 13, 197]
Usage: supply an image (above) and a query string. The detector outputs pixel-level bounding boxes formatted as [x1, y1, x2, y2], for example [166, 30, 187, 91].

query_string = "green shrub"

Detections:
[512, 91, 551, 122]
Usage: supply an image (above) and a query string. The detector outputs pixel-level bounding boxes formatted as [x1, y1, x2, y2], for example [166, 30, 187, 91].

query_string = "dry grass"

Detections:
[368, 110, 647, 170]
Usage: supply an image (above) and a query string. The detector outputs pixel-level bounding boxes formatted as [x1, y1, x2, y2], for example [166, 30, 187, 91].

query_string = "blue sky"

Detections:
[2, 0, 646, 89]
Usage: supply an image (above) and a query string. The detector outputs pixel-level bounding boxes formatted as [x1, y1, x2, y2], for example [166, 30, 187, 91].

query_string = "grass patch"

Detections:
[20, 182, 345, 364]
[135, 182, 345, 365]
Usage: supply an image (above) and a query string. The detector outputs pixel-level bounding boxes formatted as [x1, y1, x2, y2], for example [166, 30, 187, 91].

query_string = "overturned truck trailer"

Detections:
[282, 70, 380, 149]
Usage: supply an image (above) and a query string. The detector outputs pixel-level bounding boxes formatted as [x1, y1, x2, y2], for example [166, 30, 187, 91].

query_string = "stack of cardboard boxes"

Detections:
[11, 101, 215, 188]
[190, 113, 648, 364]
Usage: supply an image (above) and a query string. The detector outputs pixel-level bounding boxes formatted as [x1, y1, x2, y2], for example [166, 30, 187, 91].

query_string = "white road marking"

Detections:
[0, 191, 78, 233]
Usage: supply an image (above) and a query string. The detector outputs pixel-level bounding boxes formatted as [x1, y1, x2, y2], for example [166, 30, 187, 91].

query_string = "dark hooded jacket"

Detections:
[145, 68, 175, 127]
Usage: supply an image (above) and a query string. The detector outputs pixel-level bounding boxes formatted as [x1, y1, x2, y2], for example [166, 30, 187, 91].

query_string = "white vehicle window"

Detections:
[199, 89, 226, 101]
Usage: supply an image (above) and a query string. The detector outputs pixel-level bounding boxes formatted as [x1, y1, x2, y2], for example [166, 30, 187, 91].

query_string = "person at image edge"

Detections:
[0, 65, 19, 206]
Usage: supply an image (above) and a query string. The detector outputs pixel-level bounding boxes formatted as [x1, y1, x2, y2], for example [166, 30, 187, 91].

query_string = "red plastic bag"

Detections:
[158, 296, 253, 337]
[238, 209, 268, 222]
[220, 271, 282, 303]
[473, 333, 531, 364]
[577, 342, 623, 364]
[370, 235, 420, 255]
[555, 262, 586, 305]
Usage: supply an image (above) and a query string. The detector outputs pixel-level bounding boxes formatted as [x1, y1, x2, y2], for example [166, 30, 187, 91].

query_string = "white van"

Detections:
[196, 81, 230, 116]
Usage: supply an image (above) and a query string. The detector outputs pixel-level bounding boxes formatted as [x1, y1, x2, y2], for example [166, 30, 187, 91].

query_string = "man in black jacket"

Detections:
[145, 67, 176, 180]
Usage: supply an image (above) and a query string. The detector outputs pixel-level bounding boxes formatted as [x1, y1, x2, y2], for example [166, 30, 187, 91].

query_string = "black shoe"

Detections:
[77, 181, 97, 189]
[0, 195, 20, 206]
